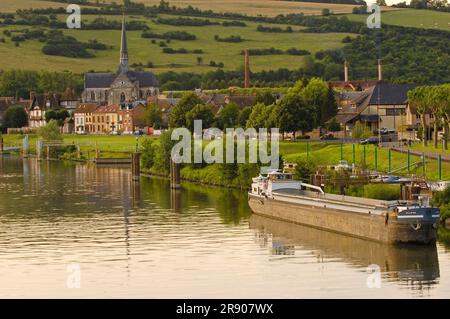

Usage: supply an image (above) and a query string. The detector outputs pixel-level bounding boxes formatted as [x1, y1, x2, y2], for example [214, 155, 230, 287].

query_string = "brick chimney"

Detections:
[244, 49, 250, 89]
[344, 61, 349, 83]
[378, 59, 382, 81]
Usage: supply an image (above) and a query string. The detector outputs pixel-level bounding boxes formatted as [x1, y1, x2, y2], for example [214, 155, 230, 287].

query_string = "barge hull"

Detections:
[248, 194, 436, 245]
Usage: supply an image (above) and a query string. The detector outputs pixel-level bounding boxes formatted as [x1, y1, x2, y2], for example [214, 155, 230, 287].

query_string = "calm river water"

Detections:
[0, 156, 450, 298]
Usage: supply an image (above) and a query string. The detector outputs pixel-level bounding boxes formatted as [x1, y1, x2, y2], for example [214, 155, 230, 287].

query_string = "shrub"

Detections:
[362, 184, 400, 200]
[294, 158, 317, 181]
[37, 120, 62, 141]
[351, 121, 371, 139]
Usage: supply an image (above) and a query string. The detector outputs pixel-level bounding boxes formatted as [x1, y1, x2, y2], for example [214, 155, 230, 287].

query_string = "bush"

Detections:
[140, 138, 155, 169]
[294, 159, 317, 181]
[362, 184, 400, 200]
[37, 120, 62, 141]
[351, 121, 371, 139]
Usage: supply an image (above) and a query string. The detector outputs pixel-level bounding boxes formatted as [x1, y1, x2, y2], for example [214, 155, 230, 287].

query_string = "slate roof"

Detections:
[368, 83, 424, 105]
[85, 71, 158, 89]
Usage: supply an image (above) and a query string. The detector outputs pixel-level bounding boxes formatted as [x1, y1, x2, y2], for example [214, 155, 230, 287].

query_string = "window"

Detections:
[91, 91, 95, 101]
[386, 109, 405, 116]
[120, 92, 126, 102]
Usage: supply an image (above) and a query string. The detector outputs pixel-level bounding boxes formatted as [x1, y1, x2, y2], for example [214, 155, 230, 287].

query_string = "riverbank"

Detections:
[3, 134, 450, 182]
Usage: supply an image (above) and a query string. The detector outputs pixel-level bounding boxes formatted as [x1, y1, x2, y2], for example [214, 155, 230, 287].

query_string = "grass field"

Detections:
[0, 13, 353, 73]
[344, 9, 450, 31]
[3, 134, 450, 181]
[123, 0, 399, 17]
[0, 0, 63, 12]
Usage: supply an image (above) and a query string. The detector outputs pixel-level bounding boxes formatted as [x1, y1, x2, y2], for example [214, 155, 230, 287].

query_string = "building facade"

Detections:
[82, 16, 158, 106]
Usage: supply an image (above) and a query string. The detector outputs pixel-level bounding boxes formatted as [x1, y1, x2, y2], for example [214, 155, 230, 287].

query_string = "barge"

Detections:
[248, 171, 440, 245]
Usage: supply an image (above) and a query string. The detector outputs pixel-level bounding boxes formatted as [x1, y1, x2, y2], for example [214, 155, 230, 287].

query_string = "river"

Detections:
[0, 156, 449, 298]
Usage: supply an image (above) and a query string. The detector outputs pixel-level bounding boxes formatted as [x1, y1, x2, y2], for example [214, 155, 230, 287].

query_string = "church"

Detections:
[82, 16, 159, 105]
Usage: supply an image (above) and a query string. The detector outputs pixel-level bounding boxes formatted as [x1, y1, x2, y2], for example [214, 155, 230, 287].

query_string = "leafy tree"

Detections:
[246, 103, 269, 130]
[45, 109, 69, 126]
[185, 104, 214, 131]
[238, 106, 252, 128]
[140, 137, 155, 169]
[408, 86, 430, 146]
[217, 102, 240, 130]
[277, 93, 315, 139]
[145, 103, 164, 128]
[325, 117, 341, 132]
[300, 78, 336, 127]
[37, 120, 62, 141]
[256, 91, 276, 105]
[168, 92, 203, 128]
[3, 105, 28, 128]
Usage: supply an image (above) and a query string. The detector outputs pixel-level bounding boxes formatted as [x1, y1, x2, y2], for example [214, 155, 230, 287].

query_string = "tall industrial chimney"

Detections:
[244, 49, 250, 89]
[378, 59, 382, 81]
[344, 61, 349, 83]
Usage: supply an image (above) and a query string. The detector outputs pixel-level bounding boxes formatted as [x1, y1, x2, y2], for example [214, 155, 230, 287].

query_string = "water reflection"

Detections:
[249, 214, 440, 291]
[0, 156, 449, 298]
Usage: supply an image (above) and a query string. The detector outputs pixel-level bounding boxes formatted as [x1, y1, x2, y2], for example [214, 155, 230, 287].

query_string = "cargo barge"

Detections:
[248, 171, 440, 244]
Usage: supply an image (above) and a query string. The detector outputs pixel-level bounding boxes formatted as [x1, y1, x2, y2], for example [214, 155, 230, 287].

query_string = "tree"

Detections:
[300, 78, 336, 127]
[37, 120, 62, 141]
[436, 84, 450, 150]
[246, 103, 269, 130]
[238, 106, 252, 128]
[321, 8, 331, 16]
[168, 92, 204, 128]
[217, 102, 240, 130]
[408, 86, 429, 146]
[185, 104, 214, 131]
[3, 105, 28, 128]
[277, 93, 315, 139]
[376, 0, 387, 6]
[325, 117, 341, 132]
[196, 56, 203, 66]
[256, 91, 276, 106]
[145, 103, 163, 128]
[45, 109, 69, 126]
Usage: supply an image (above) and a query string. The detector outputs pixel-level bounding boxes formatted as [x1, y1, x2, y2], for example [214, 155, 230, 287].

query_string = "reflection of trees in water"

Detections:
[438, 227, 450, 249]
[249, 214, 440, 293]
[139, 176, 251, 225]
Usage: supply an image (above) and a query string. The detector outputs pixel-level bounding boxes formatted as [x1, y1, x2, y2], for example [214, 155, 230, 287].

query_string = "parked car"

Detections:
[360, 137, 380, 145]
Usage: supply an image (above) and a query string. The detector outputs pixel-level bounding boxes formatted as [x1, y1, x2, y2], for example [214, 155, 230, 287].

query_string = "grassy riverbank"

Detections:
[3, 134, 450, 182]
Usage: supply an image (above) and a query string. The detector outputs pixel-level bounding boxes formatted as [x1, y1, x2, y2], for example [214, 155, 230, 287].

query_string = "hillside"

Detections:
[345, 9, 450, 31]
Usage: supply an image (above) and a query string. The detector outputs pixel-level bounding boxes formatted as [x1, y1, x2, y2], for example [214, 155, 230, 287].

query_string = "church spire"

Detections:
[119, 14, 129, 73]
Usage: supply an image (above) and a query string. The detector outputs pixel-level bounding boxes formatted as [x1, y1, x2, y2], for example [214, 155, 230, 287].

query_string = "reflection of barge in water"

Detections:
[248, 172, 440, 245]
[249, 214, 440, 284]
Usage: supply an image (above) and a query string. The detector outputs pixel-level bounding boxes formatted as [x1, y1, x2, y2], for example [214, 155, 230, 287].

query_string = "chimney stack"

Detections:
[378, 59, 382, 81]
[244, 49, 250, 89]
[344, 61, 349, 83]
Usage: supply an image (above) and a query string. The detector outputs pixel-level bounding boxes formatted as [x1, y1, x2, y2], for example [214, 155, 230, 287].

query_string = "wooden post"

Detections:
[77, 145, 81, 160]
[0, 137, 3, 154]
[36, 140, 43, 161]
[363, 144, 366, 164]
[46, 145, 50, 160]
[170, 160, 181, 189]
[340, 143, 343, 161]
[22, 135, 29, 158]
[95, 141, 100, 159]
[132, 152, 141, 181]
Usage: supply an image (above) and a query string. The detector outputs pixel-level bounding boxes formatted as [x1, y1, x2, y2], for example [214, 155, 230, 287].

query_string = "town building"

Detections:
[91, 105, 120, 134]
[118, 103, 146, 134]
[74, 103, 98, 134]
[82, 16, 159, 106]
[335, 82, 424, 137]
[27, 92, 60, 128]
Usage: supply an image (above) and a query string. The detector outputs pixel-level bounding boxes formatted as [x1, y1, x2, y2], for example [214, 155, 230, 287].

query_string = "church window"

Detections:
[120, 92, 126, 102]
[146, 90, 152, 97]
[91, 92, 95, 101]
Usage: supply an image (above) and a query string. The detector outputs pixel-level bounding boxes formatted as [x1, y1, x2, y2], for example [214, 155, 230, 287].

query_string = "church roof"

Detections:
[85, 71, 158, 89]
